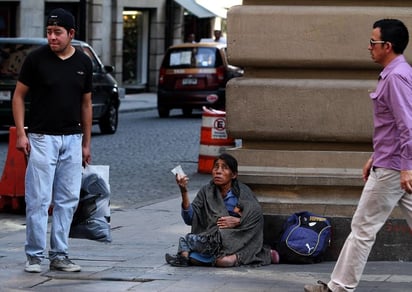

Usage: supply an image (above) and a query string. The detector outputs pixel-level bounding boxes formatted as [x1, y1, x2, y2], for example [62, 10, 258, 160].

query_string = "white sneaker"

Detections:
[25, 257, 42, 273]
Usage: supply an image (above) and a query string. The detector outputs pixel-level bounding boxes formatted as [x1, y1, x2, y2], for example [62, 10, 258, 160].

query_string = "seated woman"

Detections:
[165, 153, 279, 267]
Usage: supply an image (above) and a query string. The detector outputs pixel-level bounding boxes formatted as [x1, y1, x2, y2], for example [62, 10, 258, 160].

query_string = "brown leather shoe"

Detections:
[304, 281, 332, 292]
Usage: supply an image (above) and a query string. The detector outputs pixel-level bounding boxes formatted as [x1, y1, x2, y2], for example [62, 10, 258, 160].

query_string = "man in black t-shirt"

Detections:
[12, 8, 92, 273]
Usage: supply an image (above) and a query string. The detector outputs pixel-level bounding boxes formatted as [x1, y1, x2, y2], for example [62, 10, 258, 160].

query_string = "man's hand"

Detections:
[401, 170, 412, 194]
[82, 146, 91, 166]
[16, 134, 30, 156]
[217, 216, 240, 229]
[363, 157, 373, 182]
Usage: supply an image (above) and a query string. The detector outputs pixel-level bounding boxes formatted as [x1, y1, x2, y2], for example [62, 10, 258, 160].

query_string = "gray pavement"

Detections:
[118, 92, 157, 113]
[1, 93, 412, 291]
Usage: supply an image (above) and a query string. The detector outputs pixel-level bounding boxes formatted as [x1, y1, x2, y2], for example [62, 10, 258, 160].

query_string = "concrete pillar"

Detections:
[18, 0, 45, 37]
[226, 1, 412, 260]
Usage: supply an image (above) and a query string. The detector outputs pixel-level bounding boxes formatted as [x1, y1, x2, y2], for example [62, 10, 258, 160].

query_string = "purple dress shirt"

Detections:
[370, 55, 412, 171]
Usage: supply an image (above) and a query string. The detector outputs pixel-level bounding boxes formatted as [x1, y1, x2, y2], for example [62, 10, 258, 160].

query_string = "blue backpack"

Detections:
[277, 211, 332, 264]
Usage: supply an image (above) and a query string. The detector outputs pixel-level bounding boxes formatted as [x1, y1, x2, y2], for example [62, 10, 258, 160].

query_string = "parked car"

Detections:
[0, 37, 121, 134]
[157, 42, 243, 118]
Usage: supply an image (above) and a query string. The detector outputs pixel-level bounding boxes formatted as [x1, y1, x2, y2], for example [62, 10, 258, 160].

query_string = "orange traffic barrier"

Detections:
[198, 107, 236, 174]
[0, 127, 27, 213]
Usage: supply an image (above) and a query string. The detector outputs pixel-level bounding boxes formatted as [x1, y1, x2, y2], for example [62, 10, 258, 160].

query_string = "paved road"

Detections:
[0, 95, 210, 212]
[90, 108, 210, 210]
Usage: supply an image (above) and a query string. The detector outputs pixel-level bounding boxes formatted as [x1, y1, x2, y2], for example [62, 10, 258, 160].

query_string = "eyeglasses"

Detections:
[370, 39, 386, 46]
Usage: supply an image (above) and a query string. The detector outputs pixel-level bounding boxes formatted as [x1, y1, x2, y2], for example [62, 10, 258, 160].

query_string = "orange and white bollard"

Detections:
[198, 107, 236, 174]
[0, 127, 27, 213]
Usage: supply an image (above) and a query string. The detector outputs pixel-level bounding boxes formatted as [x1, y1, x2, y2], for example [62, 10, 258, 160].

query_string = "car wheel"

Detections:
[158, 107, 170, 118]
[99, 102, 118, 134]
[182, 108, 192, 117]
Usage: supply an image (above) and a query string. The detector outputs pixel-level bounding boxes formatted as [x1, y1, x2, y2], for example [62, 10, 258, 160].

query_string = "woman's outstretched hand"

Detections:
[176, 174, 190, 209]
[176, 173, 189, 191]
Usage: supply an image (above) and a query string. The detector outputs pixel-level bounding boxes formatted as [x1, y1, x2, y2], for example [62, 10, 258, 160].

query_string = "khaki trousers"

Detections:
[328, 167, 412, 291]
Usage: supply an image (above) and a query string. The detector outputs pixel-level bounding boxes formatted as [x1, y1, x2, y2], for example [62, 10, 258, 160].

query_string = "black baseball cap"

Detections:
[47, 8, 75, 30]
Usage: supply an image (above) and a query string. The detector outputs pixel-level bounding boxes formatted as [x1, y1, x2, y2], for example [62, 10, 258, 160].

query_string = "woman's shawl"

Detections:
[190, 180, 271, 266]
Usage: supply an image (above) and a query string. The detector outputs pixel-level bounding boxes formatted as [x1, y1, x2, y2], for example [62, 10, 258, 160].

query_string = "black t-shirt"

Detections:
[18, 45, 92, 135]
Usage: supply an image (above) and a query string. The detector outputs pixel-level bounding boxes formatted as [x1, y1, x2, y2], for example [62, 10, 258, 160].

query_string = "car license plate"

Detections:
[182, 78, 197, 85]
[0, 91, 11, 101]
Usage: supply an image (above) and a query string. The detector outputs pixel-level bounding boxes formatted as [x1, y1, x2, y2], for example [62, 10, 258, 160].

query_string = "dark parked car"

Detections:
[157, 42, 243, 118]
[0, 37, 121, 134]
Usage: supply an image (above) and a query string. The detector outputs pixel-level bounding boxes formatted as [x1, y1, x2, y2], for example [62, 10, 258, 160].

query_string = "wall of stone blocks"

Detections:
[226, 3, 412, 207]
[225, 1, 412, 259]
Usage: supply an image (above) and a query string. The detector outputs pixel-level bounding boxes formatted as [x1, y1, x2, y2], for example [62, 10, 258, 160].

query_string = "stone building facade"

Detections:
[226, 0, 412, 260]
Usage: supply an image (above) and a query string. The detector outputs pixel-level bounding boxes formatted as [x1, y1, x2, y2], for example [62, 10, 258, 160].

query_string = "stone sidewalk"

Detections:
[1, 192, 412, 291]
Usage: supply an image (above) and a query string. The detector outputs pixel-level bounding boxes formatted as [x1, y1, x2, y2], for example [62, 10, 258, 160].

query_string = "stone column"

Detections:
[226, 0, 412, 260]
[18, 0, 45, 37]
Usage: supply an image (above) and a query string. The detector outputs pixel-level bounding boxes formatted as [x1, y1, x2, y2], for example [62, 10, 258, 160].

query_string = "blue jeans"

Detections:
[25, 134, 83, 261]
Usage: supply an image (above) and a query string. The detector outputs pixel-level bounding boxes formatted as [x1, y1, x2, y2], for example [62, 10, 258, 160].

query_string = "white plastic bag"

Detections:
[70, 164, 112, 242]
[83, 164, 110, 193]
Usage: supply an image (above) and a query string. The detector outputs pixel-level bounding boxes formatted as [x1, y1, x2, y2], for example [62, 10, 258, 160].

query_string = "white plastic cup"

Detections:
[171, 165, 185, 176]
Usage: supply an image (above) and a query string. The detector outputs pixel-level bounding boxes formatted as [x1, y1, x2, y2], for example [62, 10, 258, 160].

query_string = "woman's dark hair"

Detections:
[214, 153, 238, 174]
[373, 19, 409, 54]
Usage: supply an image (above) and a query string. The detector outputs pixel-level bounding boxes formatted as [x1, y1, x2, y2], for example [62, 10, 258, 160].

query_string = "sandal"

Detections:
[165, 253, 190, 267]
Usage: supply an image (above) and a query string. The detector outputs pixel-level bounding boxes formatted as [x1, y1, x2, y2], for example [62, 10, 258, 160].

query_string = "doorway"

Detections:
[122, 9, 149, 89]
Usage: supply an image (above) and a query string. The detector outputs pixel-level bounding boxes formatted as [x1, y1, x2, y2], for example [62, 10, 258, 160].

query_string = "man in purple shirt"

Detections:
[305, 19, 412, 292]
